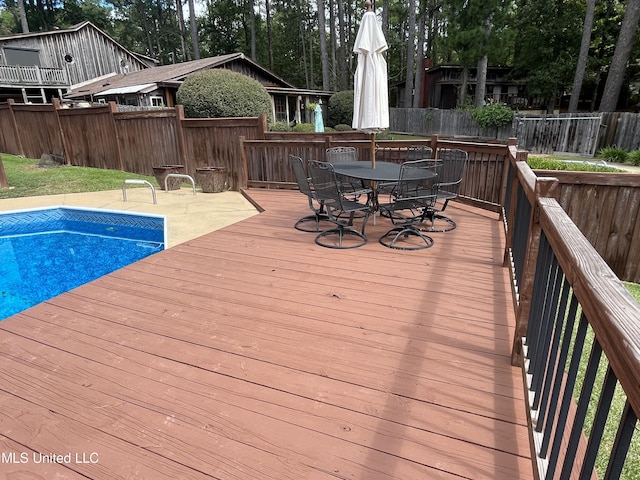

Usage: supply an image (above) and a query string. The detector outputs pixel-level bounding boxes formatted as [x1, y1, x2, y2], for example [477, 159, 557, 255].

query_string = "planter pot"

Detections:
[195, 167, 228, 193]
[153, 165, 185, 191]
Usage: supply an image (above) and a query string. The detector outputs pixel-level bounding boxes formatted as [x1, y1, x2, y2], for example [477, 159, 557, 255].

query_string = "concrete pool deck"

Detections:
[0, 187, 260, 248]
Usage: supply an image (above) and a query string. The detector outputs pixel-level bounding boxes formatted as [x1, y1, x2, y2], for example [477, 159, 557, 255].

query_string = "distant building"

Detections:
[0, 23, 332, 124]
[0, 21, 149, 104]
[65, 53, 334, 125]
[403, 60, 530, 110]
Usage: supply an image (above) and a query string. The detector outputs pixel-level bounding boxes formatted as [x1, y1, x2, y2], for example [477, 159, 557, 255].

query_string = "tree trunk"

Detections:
[568, 0, 596, 112]
[404, 0, 417, 108]
[599, 0, 640, 112]
[459, 66, 468, 107]
[266, 0, 274, 70]
[475, 54, 488, 108]
[412, 8, 426, 108]
[337, 0, 348, 90]
[18, 0, 29, 33]
[317, 0, 330, 90]
[329, 0, 337, 90]
[176, 0, 190, 61]
[249, 0, 256, 60]
[188, 0, 200, 59]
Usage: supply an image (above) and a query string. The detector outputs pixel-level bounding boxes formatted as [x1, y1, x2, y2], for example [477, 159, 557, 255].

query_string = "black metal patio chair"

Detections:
[326, 146, 367, 201]
[307, 160, 372, 249]
[290, 155, 331, 232]
[378, 159, 439, 250]
[406, 145, 433, 161]
[423, 148, 469, 232]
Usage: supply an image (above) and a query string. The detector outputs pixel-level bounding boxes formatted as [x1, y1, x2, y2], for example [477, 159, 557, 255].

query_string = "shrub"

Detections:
[176, 69, 271, 118]
[269, 122, 291, 132]
[334, 124, 353, 131]
[597, 146, 628, 163]
[293, 123, 315, 132]
[628, 150, 640, 166]
[471, 104, 514, 129]
[328, 91, 354, 127]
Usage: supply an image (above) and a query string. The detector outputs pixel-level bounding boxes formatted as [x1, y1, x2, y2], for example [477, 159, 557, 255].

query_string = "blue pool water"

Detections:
[0, 206, 166, 320]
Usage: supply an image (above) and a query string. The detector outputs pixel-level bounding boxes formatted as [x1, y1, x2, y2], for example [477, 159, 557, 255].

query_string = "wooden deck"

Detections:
[0, 188, 532, 480]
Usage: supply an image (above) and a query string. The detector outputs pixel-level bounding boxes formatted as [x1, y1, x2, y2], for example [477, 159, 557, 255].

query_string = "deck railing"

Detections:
[0, 65, 68, 86]
[506, 155, 640, 479]
[240, 134, 513, 211]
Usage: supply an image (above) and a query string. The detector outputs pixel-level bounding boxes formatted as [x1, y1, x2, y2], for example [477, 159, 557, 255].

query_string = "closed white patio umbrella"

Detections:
[352, 0, 389, 168]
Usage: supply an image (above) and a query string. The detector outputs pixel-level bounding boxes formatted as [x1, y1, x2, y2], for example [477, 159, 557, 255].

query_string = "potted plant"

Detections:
[152, 165, 185, 190]
[195, 167, 228, 193]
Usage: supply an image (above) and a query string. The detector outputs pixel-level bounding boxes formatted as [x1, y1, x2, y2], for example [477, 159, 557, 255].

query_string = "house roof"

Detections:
[0, 21, 150, 71]
[66, 53, 297, 99]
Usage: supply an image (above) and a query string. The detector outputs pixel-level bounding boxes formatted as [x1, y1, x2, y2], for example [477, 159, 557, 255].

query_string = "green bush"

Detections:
[334, 124, 353, 131]
[269, 122, 291, 132]
[628, 150, 640, 166]
[176, 69, 271, 118]
[293, 123, 315, 132]
[328, 91, 354, 127]
[471, 104, 514, 129]
[597, 146, 628, 163]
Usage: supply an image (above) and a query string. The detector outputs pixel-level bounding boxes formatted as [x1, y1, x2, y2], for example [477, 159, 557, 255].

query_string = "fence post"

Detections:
[5, 99, 25, 157]
[174, 104, 188, 171]
[430, 133, 438, 153]
[511, 176, 559, 366]
[51, 98, 70, 165]
[108, 101, 125, 171]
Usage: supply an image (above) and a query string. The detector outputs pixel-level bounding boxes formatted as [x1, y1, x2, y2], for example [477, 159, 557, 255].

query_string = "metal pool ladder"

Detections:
[122, 179, 157, 204]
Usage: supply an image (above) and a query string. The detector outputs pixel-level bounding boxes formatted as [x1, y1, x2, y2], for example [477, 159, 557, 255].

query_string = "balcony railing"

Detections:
[0, 65, 68, 86]
[506, 156, 640, 479]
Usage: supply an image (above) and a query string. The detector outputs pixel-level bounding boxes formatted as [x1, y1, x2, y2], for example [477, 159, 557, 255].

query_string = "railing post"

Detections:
[511, 176, 559, 366]
[238, 135, 249, 189]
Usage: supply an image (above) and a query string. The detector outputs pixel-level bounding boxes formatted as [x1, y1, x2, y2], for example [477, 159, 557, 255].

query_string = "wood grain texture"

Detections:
[0, 189, 532, 480]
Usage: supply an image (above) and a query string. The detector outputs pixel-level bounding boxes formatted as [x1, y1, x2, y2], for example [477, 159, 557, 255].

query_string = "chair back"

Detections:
[395, 159, 439, 206]
[405, 145, 433, 161]
[435, 149, 468, 198]
[290, 155, 314, 198]
[326, 146, 358, 163]
[307, 160, 343, 209]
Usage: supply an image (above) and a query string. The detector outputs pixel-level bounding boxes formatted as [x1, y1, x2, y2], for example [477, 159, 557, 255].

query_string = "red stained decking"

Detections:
[0, 188, 532, 480]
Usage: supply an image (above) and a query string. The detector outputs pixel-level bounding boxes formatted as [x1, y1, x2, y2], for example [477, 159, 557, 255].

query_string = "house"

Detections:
[0, 21, 149, 104]
[65, 52, 334, 125]
[417, 61, 528, 109]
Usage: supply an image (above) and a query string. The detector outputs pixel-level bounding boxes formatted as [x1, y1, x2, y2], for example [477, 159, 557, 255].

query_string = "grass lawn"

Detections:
[0, 154, 157, 199]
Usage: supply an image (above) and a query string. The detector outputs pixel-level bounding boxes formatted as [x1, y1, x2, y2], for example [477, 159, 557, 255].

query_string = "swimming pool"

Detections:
[0, 206, 166, 320]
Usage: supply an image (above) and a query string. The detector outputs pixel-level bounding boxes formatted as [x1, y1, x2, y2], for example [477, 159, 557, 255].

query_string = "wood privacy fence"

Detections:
[392, 108, 640, 156]
[0, 100, 268, 190]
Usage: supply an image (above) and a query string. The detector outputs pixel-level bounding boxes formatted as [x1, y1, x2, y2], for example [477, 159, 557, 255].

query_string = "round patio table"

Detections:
[331, 161, 437, 212]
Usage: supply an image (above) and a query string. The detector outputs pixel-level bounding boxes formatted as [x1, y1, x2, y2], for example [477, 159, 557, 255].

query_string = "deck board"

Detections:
[0, 188, 532, 479]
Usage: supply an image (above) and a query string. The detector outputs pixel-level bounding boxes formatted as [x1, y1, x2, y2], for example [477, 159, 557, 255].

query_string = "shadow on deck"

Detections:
[0, 188, 532, 479]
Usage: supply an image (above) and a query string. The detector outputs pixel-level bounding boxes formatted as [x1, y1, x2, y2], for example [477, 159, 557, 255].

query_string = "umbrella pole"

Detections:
[370, 133, 376, 168]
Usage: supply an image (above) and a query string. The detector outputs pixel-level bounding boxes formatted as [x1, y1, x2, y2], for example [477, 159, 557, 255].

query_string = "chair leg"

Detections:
[421, 213, 456, 233]
[315, 225, 368, 249]
[295, 213, 331, 232]
[379, 226, 434, 250]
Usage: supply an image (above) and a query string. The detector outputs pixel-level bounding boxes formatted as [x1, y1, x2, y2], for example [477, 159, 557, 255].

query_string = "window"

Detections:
[274, 96, 287, 122]
[150, 96, 165, 107]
